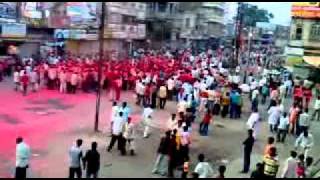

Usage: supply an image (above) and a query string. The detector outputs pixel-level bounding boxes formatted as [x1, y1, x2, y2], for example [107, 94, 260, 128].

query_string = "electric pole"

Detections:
[94, 2, 106, 132]
[234, 2, 244, 69]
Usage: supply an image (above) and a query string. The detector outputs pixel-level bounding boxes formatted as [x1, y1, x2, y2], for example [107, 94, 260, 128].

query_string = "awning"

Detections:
[303, 56, 320, 68]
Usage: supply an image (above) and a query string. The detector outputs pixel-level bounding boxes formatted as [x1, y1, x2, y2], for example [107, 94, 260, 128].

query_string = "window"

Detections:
[310, 23, 320, 41]
[185, 18, 190, 28]
[158, 2, 167, 12]
[169, 3, 174, 14]
[295, 25, 303, 40]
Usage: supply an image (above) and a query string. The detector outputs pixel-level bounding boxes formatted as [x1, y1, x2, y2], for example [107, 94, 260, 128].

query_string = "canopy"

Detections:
[303, 56, 320, 68]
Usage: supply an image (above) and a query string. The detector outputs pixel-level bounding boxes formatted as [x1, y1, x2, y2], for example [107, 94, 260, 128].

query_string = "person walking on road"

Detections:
[193, 154, 214, 178]
[152, 131, 171, 176]
[107, 112, 126, 155]
[281, 151, 297, 178]
[20, 71, 29, 96]
[241, 129, 255, 173]
[295, 130, 314, 159]
[69, 139, 84, 178]
[83, 142, 100, 178]
[123, 117, 136, 155]
[312, 96, 320, 121]
[15, 137, 31, 179]
[262, 147, 280, 178]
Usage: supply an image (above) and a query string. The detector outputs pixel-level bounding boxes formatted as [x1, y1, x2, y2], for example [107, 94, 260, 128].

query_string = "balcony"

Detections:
[201, 2, 224, 10]
[206, 15, 225, 24]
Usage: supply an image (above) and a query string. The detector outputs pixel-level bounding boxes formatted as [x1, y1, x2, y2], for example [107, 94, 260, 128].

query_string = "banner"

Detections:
[291, 2, 320, 18]
[48, 15, 71, 28]
[0, 2, 17, 19]
[66, 2, 97, 27]
[1, 23, 26, 37]
[104, 24, 146, 39]
[21, 2, 42, 19]
[292, 2, 320, 7]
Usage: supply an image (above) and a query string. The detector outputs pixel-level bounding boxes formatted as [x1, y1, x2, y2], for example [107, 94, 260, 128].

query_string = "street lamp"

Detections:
[94, 2, 106, 132]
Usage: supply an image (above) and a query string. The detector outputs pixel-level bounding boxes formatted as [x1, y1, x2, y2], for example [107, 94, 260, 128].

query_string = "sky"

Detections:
[226, 2, 292, 26]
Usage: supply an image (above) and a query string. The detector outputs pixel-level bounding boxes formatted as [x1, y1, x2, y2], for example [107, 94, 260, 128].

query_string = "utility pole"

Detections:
[234, 2, 244, 69]
[94, 2, 106, 132]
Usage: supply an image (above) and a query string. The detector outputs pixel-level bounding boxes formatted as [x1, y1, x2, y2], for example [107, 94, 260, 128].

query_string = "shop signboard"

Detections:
[0, 2, 16, 19]
[291, 2, 320, 18]
[1, 23, 26, 38]
[66, 2, 98, 27]
[54, 29, 70, 40]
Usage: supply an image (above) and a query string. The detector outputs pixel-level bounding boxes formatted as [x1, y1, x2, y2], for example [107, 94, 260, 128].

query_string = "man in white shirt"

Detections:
[312, 96, 320, 121]
[135, 80, 145, 106]
[167, 113, 177, 131]
[281, 151, 298, 178]
[167, 78, 175, 100]
[194, 154, 214, 178]
[13, 70, 20, 91]
[299, 109, 311, 133]
[30, 70, 38, 92]
[295, 130, 314, 158]
[16, 137, 31, 179]
[69, 139, 83, 178]
[246, 109, 260, 139]
[277, 112, 289, 143]
[59, 70, 67, 93]
[107, 112, 126, 155]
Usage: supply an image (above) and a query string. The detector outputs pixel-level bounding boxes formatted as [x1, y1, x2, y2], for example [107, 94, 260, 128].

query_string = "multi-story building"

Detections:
[288, 2, 320, 66]
[145, 2, 181, 49]
[0, 2, 147, 59]
[145, 2, 226, 50]
[178, 2, 226, 50]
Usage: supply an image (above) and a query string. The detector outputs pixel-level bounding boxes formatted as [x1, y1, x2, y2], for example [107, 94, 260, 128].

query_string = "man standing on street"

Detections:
[15, 137, 31, 179]
[281, 151, 297, 178]
[107, 111, 126, 155]
[241, 129, 255, 173]
[69, 139, 84, 178]
[83, 142, 100, 178]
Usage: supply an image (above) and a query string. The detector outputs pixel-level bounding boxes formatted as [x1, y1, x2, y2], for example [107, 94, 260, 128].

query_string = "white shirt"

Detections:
[69, 145, 83, 168]
[167, 118, 178, 130]
[70, 74, 78, 86]
[167, 79, 175, 90]
[177, 101, 187, 113]
[142, 107, 153, 119]
[281, 157, 297, 178]
[136, 82, 145, 95]
[14, 72, 20, 83]
[299, 113, 310, 127]
[112, 116, 125, 135]
[30, 71, 38, 83]
[111, 106, 119, 119]
[268, 106, 281, 125]
[295, 133, 314, 149]
[247, 112, 259, 129]
[16, 142, 31, 167]
[314, 99, 320, 110]
[278, 116, 289, 130]
[252, 89, 259, 100]
[194, 162, 214, 178]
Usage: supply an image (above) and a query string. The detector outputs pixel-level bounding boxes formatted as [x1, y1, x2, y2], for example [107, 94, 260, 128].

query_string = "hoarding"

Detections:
[21, 2, 42, 19]
[0, 2, 16, 19]
[66, 2, 98, 27]
[54, 29, 98, 40]
[1, 23, 26, 37]
[292, 2, 320, 18]
[104, 24, 146, 39]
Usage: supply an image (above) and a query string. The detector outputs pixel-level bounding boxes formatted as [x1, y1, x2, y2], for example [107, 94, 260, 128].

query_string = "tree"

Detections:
[241, 3, 274, 27]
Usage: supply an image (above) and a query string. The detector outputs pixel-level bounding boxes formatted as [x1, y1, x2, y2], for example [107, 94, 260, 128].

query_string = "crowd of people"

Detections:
[11, 46, 320, 178]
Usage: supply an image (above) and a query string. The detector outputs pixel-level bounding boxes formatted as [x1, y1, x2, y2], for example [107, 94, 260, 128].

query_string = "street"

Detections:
[0, 78, 319, 178]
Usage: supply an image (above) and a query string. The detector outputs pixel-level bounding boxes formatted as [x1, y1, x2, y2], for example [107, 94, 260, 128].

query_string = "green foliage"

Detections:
[241, 3, 274, 27]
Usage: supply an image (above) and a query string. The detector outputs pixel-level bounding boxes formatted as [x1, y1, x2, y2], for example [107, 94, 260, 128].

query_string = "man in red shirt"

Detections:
[200, 112, 212, 136]
[21, 71, 29, 96]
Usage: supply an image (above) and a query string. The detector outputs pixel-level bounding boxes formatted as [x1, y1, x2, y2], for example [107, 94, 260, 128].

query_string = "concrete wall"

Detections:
[19, 42, 40, 58]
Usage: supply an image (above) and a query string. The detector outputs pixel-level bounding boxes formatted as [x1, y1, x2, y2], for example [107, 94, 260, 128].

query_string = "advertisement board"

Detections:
[54, 29, 98, 40]
[292, 2, 320, 18]
[66, 2, 97, 27]
[1, 23, 26, 37]
[21, 2, 42, 19]
[0, 2, 16, 19]
[104, 24, 146, 39]
[48, 15, 70, 28]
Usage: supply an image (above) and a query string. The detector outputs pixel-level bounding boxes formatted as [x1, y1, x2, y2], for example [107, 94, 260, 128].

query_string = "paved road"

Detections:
[0, 78, 319, 178]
